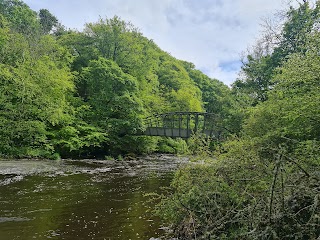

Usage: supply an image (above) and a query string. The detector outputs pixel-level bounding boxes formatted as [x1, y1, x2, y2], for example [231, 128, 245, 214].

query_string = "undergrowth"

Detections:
[152, 138, 320, 239]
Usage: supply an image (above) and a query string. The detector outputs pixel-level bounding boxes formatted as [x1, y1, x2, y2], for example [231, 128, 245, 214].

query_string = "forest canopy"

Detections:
[0, 0, 234, 158]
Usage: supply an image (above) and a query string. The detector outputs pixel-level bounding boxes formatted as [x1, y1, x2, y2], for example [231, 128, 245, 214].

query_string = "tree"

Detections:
[244, 32, 320, 150]
[58, 31, 98, 72]
[0, 0, 40, 36]
[157, 59, 203, 112]
[235, 0, 320, 105]
[39, 9, 58, 34]
[0, 14, 9, 49]
[0, 35, 75, 157]
[84, 16, 149, 77]
[79, 57, 145, 154]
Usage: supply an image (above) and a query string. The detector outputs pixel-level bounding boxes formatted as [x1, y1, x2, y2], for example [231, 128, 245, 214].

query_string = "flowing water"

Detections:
[0, 155, 185, 240]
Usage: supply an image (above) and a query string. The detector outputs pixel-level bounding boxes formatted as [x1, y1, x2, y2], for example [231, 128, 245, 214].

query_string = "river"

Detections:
[0, 155, 186, 240]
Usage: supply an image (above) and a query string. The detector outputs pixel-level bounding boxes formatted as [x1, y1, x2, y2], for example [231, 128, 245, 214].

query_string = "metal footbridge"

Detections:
[143, 112, 223, 139]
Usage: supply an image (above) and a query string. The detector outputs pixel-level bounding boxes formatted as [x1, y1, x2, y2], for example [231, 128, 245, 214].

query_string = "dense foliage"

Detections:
[1, 0, 319, 237]
[155, 1, 320, 239]
[0, 0, 233, 158]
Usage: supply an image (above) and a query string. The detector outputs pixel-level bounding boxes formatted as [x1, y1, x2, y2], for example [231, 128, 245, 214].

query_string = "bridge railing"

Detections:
[144, 112, 223, 138]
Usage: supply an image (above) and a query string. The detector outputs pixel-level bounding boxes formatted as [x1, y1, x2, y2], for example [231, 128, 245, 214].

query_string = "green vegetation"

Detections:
[0, 0, 319, 238]
[0, 0, 233, 158]
[154, 1, 320, 239]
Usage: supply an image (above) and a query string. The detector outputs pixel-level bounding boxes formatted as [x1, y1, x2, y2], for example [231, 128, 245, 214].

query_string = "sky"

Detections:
[24, 0, 288, 86]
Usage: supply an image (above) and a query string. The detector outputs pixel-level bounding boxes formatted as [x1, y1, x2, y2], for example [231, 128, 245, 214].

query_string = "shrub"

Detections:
[155, 138, 320, 239]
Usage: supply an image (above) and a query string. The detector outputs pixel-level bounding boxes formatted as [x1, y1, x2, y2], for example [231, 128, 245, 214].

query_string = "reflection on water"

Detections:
[0, 155, 185, 240]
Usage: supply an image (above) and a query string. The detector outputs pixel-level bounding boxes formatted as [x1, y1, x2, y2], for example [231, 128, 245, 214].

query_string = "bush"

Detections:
[157, 137, 188, 155]
[155, 138, 320, 239]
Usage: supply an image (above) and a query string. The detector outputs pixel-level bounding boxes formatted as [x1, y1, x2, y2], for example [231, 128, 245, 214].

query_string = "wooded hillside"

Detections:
[0, 0, 234, 158]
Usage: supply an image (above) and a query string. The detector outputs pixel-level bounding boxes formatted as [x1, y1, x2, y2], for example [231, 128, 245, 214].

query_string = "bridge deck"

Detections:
[144, 127, 217, 138]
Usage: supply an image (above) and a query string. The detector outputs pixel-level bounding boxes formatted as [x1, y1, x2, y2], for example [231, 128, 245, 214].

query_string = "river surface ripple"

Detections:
[0, 155, 187, 240]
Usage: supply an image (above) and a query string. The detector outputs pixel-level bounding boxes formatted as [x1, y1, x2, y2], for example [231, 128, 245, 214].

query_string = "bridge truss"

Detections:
[144, 112, 224, 139]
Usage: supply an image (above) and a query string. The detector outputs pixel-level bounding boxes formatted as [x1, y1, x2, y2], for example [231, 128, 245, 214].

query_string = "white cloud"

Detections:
[24, 0, 288, 85]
